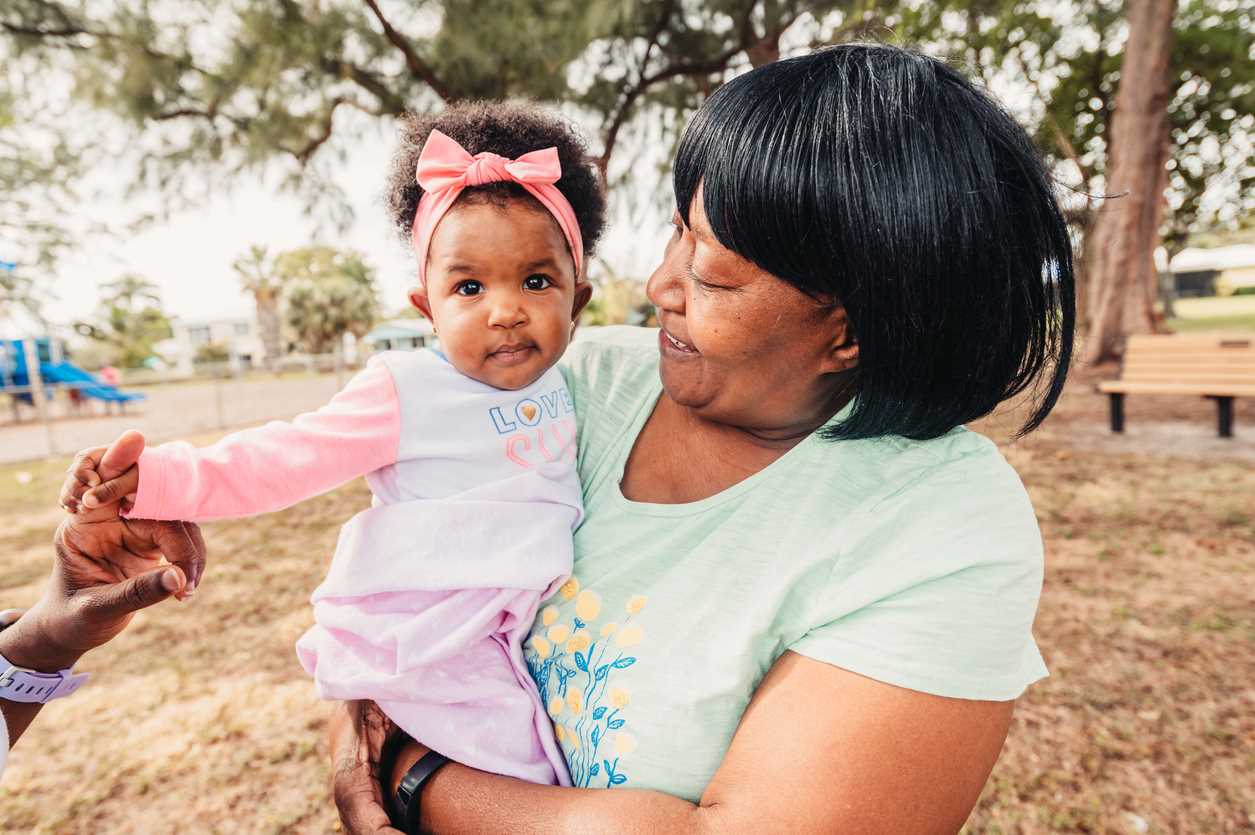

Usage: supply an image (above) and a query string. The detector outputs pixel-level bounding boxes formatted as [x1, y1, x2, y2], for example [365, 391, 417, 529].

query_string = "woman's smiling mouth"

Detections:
[660, 327, 698, 355]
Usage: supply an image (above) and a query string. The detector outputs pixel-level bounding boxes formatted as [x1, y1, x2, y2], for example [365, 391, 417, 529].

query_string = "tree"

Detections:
[0, 0, 857, 210]
[1081, 0, 1178, 364]
[232, 244, 287, 369]
[74, 274, 173, 368]
[896, 0, 1253, 355]
[277, 246, 380, 355]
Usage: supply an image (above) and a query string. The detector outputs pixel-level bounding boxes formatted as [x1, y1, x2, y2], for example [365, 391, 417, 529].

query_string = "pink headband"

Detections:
[410, 129, 584, 288]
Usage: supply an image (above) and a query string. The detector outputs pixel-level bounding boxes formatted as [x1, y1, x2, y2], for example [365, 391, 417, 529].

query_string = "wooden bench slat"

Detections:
[1098, 381, 1255, 396]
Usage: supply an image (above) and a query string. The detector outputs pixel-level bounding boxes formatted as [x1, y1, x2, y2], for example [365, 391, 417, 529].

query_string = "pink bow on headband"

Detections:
[410, 129, 584, 288]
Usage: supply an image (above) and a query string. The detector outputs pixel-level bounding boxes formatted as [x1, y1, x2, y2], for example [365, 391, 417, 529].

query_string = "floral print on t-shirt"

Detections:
[525, 577, 645, 788]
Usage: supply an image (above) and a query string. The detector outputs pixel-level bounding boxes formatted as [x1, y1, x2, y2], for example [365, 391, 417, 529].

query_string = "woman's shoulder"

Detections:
[787, 428, 1047, 701]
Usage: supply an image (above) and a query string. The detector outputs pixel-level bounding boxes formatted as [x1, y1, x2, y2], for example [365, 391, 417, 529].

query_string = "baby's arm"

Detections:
[69, 359, 401, 522]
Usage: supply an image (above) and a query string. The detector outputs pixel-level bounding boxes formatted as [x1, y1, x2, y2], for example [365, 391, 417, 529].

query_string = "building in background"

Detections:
[162, 314, 267, 375]
[1170, 245, 1255, 297]
[363, 318, 435, 353]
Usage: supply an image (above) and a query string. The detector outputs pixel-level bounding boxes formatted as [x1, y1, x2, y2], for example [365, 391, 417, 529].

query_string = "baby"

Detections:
[61, 101, 607, 786]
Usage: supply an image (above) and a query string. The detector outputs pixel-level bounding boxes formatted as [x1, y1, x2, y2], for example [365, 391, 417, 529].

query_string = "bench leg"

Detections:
[1215, 396, 1234, 438]
[1108, 393, 1125, 433]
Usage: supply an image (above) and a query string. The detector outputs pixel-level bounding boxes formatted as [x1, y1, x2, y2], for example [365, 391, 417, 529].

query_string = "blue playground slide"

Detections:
[39, 361, 145, 403]
[1, 339, 145, 405]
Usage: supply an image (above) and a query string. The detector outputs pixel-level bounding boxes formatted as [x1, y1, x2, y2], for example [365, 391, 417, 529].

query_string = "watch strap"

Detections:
[392, 749, 449, 833]
[0, 652, 89, 704]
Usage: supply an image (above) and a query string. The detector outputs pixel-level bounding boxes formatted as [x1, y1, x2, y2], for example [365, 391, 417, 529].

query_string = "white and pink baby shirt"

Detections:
[125, 349, 581, 786]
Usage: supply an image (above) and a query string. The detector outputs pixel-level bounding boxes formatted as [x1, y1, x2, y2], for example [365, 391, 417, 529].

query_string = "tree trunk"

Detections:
[1080, 0, 1177, 365]
[255, 292, 283, 372]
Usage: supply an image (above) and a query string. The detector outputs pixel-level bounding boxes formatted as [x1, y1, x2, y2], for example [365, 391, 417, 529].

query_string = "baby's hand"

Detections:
[59, 430, 144, 516]
[56, 430, 203, 601]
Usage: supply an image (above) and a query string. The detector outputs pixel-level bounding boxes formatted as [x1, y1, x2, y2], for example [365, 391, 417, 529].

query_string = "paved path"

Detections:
[0, 373, 348, 463]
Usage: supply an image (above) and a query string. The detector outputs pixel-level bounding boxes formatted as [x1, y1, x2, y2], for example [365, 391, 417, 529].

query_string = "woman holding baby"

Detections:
[61, 44, 1072, 833]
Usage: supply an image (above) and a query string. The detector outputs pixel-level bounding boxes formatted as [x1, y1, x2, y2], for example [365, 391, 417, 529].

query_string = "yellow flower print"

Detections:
[610, 688, 631, 709]
[600, 622, 618, 638]
[548, 696, 564, 718]
[530, 635, 552, 659]
[615, 624, 644, 648]
[567, 689, 583, 715]
[625, 595, 647, 615]
[555, 724, 567, 743]
[541, 606, 559, 627]
[565, 731, 581, 751]
[559, 577, 580, 601]
[575, 590, 602, 621]
[547, 624, 571, 644]
[565, 634, 591, 654]
[613, 733, 637, 756]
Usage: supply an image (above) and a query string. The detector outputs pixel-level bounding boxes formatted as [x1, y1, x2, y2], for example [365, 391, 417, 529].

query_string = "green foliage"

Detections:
[193, 341, 231, 365]
[2, 0, 1250, 268]
[896, 0, 1254, 251]
[277, 246, 380, 354]
[73, 274, 173, 368]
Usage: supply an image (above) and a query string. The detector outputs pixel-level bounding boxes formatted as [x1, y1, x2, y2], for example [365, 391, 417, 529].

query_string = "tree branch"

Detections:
[358, 0, 453, 101]
[321, 58, 408, 115]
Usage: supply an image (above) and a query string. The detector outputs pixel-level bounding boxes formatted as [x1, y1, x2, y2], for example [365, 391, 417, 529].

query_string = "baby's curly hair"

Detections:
[385, 100, 607, 261]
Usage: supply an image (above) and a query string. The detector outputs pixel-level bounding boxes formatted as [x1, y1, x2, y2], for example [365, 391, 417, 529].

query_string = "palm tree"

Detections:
[232, 244, 286, 370]
[100, 274, 162, 312]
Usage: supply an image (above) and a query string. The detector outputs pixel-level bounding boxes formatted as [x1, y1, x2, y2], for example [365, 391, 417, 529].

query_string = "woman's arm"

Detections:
[338, 650, 1013, 834]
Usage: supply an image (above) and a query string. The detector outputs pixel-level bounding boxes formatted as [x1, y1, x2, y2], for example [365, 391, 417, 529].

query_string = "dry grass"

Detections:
[0, 374, 1252, 834]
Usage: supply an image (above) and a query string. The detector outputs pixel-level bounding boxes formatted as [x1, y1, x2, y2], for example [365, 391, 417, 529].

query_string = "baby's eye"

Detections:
[455, 280, 483, 296]
[523, 274, 553, 291]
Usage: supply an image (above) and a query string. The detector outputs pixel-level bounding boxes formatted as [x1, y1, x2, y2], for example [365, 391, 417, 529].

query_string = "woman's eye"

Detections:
[523, 274, 553, 291]
[455, 281, 483, 296]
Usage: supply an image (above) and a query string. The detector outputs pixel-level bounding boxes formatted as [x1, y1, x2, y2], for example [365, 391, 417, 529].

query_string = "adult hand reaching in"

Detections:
[1, 430, 208, 748]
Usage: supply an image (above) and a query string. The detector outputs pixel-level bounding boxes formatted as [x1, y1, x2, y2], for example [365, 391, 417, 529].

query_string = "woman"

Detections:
[332, 43, 1073, 833]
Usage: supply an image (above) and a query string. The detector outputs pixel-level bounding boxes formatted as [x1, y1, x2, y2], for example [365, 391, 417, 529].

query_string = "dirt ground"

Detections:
[0, 364, 1251, 833]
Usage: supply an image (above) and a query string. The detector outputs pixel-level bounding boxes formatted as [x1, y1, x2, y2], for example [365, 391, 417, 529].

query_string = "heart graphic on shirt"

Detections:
[522, 404, 538, 421]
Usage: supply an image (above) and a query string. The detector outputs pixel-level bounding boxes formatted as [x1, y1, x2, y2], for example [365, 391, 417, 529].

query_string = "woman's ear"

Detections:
[821, 306, 859, 374]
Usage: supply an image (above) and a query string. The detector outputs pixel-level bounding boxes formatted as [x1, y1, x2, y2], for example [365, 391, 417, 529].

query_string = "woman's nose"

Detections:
[646, 247, 688, 314]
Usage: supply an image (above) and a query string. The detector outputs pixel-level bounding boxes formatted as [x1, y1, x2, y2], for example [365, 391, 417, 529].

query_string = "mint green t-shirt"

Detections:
[524, 326, 1048, 801]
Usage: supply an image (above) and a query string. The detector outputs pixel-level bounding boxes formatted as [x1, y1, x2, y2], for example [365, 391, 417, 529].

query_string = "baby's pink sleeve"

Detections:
[125, 358, 401, 521]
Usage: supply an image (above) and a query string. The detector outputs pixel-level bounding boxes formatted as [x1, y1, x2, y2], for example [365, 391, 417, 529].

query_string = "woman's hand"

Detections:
[55, 431, 203, 598]
[329, 700, 434, 834]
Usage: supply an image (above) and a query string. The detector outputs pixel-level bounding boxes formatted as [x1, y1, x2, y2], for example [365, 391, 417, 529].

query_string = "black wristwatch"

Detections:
[388, 748, 450, 833]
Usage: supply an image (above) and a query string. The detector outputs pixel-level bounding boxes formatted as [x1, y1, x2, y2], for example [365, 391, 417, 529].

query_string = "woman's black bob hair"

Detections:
[674, 44, 1074, 441]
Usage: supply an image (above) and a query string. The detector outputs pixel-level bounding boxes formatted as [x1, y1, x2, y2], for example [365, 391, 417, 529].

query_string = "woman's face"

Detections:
[646, 193, 857, 435]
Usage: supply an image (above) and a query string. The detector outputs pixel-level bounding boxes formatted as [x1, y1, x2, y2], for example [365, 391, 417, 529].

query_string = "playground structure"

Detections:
[1, 337, 145, 420]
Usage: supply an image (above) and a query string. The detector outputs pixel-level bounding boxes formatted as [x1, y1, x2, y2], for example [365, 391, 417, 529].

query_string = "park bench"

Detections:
[1098, 334, 1255, 438]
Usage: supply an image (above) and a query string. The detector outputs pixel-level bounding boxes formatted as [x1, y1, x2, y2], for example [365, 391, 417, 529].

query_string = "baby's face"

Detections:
[415, 199, 590, 390]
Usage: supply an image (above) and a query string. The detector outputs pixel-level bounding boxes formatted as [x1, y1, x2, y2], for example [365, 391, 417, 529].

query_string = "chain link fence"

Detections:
[0, 351, 365, 464]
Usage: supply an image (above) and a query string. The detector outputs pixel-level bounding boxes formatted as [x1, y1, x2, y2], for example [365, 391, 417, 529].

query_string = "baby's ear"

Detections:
[571, 280, 593, 322]
[408, 286, 434, 322]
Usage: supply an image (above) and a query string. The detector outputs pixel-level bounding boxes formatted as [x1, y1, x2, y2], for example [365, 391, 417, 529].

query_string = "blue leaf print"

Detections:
[611, 657, 636, 669]
[610, 774, 627, 786]
[592, 726, 601, 746]
[603, 760, 613, 775]
[592, 707, 607, 720]
[594, 665, 609, 681]
[590, 763, 600, 777]
[575, 652, 588, 672]
[574, 618, 586, 629]
[607, 719, 624, 729]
